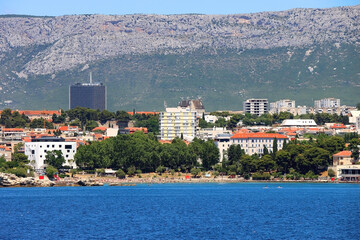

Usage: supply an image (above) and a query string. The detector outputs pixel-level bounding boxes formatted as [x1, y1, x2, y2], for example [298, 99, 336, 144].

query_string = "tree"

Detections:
[200, 140, 219, 170]
[99, 110, 115, 124]
[349, 139, 360, 162]
[12, 153, 29, 164]
[46, 165, 57, 179]
[272, 138, 278, 157]
[116, 169, 126, 179]
[190, 167, 201, 178]
[357, 103, 360, 110]
[45, 150, 65, 170]
[263, 145, 269, 155]
[328, 169, 335, 178]
[127, 166, 136, 177]
[275, 150, 291, 173]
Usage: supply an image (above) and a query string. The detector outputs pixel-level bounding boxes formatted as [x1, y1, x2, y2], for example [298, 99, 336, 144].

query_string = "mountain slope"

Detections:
[0, 6, 359, 111]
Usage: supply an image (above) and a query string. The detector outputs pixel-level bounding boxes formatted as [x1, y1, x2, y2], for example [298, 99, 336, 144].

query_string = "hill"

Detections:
[0, 6, 359, 111]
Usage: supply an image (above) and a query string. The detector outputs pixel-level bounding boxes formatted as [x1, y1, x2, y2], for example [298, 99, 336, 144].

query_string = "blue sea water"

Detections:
[0, 183, 359, 240]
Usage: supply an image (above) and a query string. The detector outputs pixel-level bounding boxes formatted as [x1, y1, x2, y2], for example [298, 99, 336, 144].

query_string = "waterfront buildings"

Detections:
[269, 99, 295, 114]
[243, 99, 269, 116]
[160, 106, 197, 141]
[230, 132, 288, 155]
[330, 150, 360, 181]
[69, 75, 106, 110]
[25, 136, 77, 171]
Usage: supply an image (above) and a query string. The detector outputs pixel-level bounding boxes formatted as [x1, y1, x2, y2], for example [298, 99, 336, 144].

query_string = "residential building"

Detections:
[197, 127, 231, 140]
[0, 110, 61, 121]
[314, 98, 340, 108]
[281, 119, 317, 127]
[330, 150, 360, 181]
[177, 99, 205, 118]
[230, 132, 288, 155]
[333, 151, 353, 166]
[243, 99, 268, 116]
[25, 136, 77, 171]
[269, 99, 295, 114]
[160, 106, 197, 140]
[0, 145, 12, 161]
[214, 133, 232, 161]
[69, 81, 106, 110]
[0, 128, 26, 142]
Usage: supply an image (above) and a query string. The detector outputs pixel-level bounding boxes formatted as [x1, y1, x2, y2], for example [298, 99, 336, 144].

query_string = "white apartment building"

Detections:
[25, 136, 77, 171]
[243, 99, 269, 116]
[314, 98, 340, 108]
[281, 119, 317, 127]
[270, 99, 296, 114]
[230, 132, 288, 155]
[214, 134, 232, 162]
[160, 107, 197, 140]
[198, 127, 231, 140]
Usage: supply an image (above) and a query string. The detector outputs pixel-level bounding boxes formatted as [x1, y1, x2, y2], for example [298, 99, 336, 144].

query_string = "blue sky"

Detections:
[0, 0, 359, 16]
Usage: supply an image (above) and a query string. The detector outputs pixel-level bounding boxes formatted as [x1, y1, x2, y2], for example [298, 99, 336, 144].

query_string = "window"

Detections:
[31, 150, 35, 154]
[65, 145, 72, 149]
[52, 145, 55, 148]
[47, 145, 49, 148]
[66, 155, 68, 158]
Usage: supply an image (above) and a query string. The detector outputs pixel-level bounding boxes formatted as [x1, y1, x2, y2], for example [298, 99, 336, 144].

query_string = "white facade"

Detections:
[314, 98, 340, 108]
[281, 119, 317, 127]
[198, 127, 231, 140]
[25, 137, 77, 170]
[205, 115, 218, 124]
[214, 134, 232, 162]
[230, 133, 288, 155]
[270, 99, 296, 114]
[160, 107, 197, 140]
[243, 99, 269, 116]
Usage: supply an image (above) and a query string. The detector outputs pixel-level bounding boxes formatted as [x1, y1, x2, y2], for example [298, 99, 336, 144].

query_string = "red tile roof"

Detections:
[0, 110, 61, 116]
[92, 127, 107, 132]
[125, 127, 148, 133]
[0, 146, 11, 151]
[333, 151, 352, 157]
[59, 126, 79, 131]
[2, 128, 24, 132]
[330, 123, 347, 129]
[231, 132, 287, 139]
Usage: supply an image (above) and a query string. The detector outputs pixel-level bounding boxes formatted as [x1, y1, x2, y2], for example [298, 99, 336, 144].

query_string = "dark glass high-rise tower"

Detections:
[69, 82, 106, 110]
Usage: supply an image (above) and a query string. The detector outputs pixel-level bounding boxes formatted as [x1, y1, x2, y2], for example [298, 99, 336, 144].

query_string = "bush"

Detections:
[328, 169, 336, 178]
[6, 168, 27, 178]
[116, 169, 126, 179]
[156, 166, 166, 175]
[46, 165, 57, 179]
[190, 167, 201, 178]
[127, 166, 136, 177]
[252, 172, 271, 180]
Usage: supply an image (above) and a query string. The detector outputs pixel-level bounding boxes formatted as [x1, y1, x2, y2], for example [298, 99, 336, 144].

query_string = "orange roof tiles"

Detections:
[0, 110, 61, 116]
[333, 151, 352, 157]
[0, 146, 11, 151]
[2, 128, 24, 132]
[231, 132, 287, 139]
[59, 126, 79, 131]
[125, 127, 148, 133]
[330, 123, 347, 129]
[92, 127, 107, 131]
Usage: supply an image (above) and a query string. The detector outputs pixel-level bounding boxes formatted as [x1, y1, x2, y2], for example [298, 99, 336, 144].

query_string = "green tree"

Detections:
[127, 165, 136, 177]
[275, 150, 291, 173]
[190, 167, 201, 178]
[12, 153, 29, 164]
[328, 169, 336, 178]
[46, 165, 57, 179]
[116, 169, 126, 179]
[45, 150, 65, 170]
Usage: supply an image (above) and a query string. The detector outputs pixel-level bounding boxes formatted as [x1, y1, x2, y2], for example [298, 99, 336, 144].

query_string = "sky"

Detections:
[0, 0, 359, 16]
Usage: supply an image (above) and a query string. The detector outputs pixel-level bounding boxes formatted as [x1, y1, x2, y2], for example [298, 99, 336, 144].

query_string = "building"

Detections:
[269, 99, 295, 114]
[0, 145, 12, 161]
[230, 132, 288, 155]
[330, 150, 360, 181]
[69, 79, 106, 110]
[160, 107, 197, 140]
[177, 99, 205, 118]
[0, 128, 26, 142]
[243, 99, 269, 116]
[314, 98, 340, 109]
[25, 136, 77, 171]
[197, 127, 231, 140]
[281, 119, 317, 127]
[214, 134, 232, 161]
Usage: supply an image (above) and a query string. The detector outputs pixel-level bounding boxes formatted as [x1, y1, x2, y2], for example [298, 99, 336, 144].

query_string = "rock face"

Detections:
[0, 6, 358, 75]
[0, 172, 55, 187]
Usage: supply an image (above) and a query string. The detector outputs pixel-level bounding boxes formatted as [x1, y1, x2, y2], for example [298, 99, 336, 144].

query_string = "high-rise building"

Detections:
[314, 98, 340, 109]
[69, 73, 106, 110]
[160, 106, 197, 140]
[243, 98, 269, 116]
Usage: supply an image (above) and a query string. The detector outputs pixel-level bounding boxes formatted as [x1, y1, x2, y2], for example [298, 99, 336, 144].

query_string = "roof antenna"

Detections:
[89, 71, 93, 84]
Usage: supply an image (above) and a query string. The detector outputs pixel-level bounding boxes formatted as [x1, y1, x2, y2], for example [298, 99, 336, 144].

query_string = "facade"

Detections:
[269, 99, 295, 114]
[197, 127, 231, 140]
[281, 119, 317, 127]
[314, 98, 340, 109]
[160, 107, 197, 140]
[243, 99, 269, 116]
[25, 136, 77, 171]
[177, 99, 205, 118]
[0, 145, 12, 161]
[69, 83, 106, 110]
[333, 151, 353, 165]
[0, 128, 26, 142]
[214, 134, 232, 162]
[330, 150, 360, 181]
[230, 132, 288, 155]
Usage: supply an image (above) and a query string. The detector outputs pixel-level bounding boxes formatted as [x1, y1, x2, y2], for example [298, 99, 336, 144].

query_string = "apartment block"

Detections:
[314, 98, 340, 108]
[243, 99, 268, 116]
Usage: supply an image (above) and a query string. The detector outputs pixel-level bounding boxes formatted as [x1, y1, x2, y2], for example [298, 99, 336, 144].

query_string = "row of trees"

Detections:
[75, 132, 219, 173]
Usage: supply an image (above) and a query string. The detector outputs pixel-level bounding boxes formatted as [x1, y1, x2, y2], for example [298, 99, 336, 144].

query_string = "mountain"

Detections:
[0, 6, 359, 111]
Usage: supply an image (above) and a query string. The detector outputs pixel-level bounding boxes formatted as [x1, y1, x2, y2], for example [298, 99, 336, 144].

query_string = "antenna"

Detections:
[89, 72, 93, 84]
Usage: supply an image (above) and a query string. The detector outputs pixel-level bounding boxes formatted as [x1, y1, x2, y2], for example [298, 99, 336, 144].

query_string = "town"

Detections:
[1, 82, 360, 186]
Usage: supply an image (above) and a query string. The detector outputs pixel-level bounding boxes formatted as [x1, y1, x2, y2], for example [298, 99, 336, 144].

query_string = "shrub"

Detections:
[6, 168, 27, 178]
[252, 172, 271, 180]
[116, 169, 126, 179]
[46, 166, 57, 179]
[328, 169, 336, 178]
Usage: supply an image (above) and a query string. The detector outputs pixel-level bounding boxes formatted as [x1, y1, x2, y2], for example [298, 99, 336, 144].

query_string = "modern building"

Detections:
[280, 119, 317, 127]
[330, 150, 360, 181]
[25, 136, 77, 171]
[270, 99, 296, 114]
[160, 106, 197, 140]
[314, 98, 340, 109]
[69, 75, 106, 110]
[214, 133, 232, 161]
[243, 99, 269, 116]
[230, 132, 288, 155]
[177, 99, 205, 118]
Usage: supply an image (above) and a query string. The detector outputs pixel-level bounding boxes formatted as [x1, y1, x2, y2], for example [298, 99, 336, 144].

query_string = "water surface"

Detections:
[0, 183, 359, 239]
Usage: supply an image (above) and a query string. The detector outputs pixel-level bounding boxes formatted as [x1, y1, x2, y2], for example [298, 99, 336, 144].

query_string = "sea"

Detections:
[0, 183, 359, 240]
